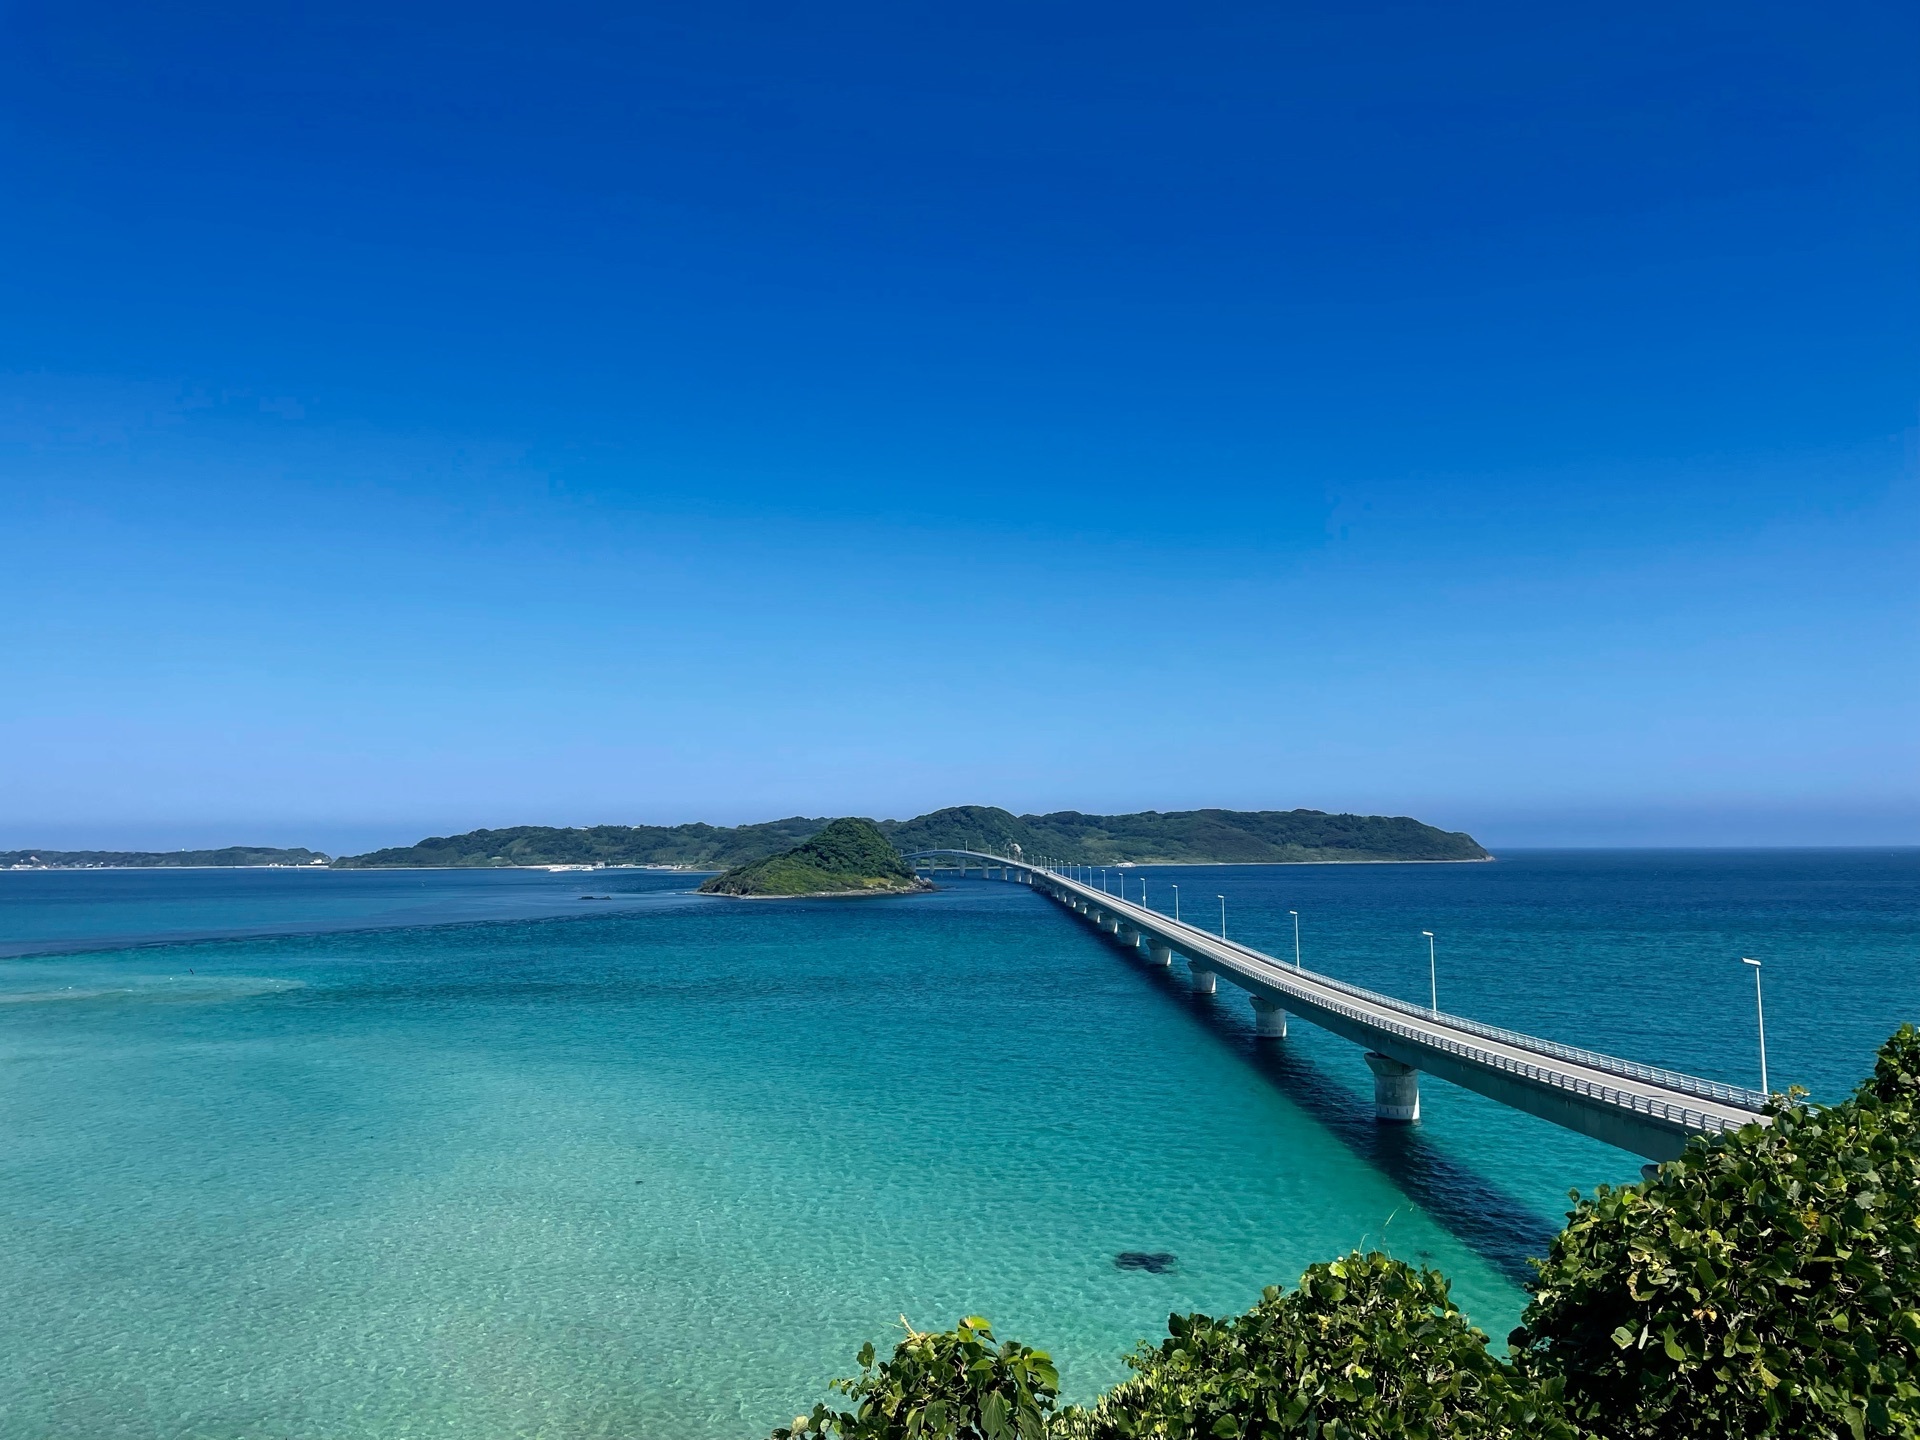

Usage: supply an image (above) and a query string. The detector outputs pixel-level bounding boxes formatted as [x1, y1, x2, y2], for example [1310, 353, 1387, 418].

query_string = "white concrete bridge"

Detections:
[905, 849, 1768, 1161]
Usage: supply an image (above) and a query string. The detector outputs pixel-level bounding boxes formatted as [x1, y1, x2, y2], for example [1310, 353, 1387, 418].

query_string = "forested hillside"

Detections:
[331, 806, 1485, 868]
[883, 805, 1488, 864]
[698, 818, 929, 896]
[330, 818, 825, 869]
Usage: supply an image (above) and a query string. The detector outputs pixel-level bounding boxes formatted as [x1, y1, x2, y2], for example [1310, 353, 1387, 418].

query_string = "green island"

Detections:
[329, 804, 1488, 869]
[697, 818, 932, 897]
[771, 1025, 1920, 1440]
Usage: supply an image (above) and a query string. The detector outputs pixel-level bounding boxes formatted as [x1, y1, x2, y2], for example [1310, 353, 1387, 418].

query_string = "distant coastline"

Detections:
[9, 857, 1498, 873]
[334, 805, 1488, 871]
[5, 806, 1491, 873]
[3, 848, 330, 871]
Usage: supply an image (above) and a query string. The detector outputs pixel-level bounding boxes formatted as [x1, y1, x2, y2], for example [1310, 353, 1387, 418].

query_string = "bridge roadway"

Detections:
[906, 849, 1767, 1161]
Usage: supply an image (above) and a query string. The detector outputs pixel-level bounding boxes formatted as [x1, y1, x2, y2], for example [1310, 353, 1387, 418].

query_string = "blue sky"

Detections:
[2, 1, 1915, 852]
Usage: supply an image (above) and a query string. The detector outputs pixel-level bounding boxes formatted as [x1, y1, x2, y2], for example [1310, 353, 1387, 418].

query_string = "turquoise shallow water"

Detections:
[2, 851, 1916, 1439]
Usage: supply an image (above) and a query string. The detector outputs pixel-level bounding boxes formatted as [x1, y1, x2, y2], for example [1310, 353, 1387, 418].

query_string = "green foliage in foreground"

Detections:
[1070, 1252, 1571, 1440]
[775, 1317, 1059, 1440]
[699, 818, 927, 896]
[775, 1026, 1920, 1440]
[1514, 1027, 1920, 1439]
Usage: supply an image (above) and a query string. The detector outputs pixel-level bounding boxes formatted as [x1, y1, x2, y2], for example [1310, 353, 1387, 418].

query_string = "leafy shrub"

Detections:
[1064, 1251, 1570, 1440]
[1514, 1025, 1920, 1439]
[774, 1316, 1059, 1440]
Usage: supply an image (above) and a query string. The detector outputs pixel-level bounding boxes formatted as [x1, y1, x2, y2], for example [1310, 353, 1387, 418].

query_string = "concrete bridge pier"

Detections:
[1363, 1052, 1421, 1123]
[1251, 996, 1289, 1038]
[1189, 963, 1217, 994]
[1148, 942, 1172, 967]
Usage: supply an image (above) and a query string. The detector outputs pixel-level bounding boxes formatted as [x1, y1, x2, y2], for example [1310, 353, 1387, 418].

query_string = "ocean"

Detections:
[2, 850, 1915, 1439]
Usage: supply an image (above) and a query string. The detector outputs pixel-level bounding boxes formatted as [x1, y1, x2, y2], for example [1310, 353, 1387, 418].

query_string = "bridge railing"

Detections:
[1034, 865, 1769, 1116]
[1201, 930, 1769, 1111]
[1294, 977, 1754, 1136]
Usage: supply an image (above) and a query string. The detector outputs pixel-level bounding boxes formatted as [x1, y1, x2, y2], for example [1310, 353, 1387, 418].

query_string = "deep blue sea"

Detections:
[2, 851, 1916, 1439]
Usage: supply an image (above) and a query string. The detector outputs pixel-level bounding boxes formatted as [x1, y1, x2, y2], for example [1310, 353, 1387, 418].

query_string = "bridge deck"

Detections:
[911, 851, 1768, 1160]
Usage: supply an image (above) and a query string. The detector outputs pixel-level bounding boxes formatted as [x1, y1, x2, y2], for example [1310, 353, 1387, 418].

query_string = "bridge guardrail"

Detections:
[1196, 929, 1769, 1112]
[1006, 860, 1769, 1120]
[1234, 959, 1753, 1136]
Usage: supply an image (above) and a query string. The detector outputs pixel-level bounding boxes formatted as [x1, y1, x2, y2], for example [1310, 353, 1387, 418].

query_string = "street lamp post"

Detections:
[1172, 884, 1179, 921]
[1743, 957, 1769, 1095]
[1422, 931, 1437, 1015]
[1290, 910, 1301, 969]
[1218, 895, 1227, 938]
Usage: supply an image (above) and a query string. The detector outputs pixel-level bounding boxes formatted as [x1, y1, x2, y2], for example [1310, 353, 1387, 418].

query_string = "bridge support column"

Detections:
[1189, 964, 1217, 994]
[1251, 996, 1289, 1038]
[1363, 1053, 1420, 1123]
[1148, 942, 1172, 967]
